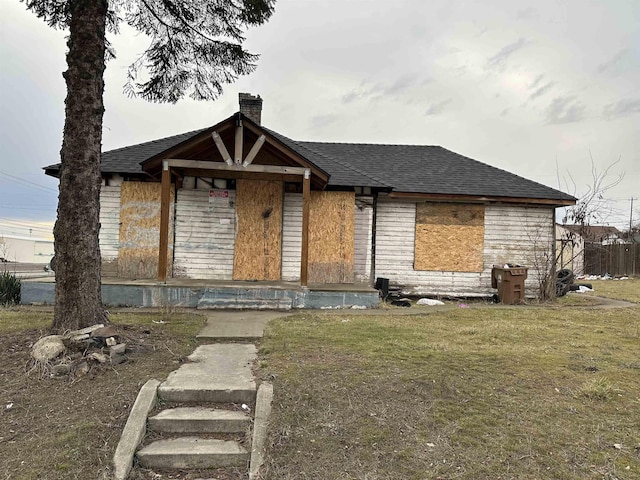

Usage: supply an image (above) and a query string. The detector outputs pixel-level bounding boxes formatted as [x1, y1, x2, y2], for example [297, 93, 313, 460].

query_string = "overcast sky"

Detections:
[1, 0, 638, 239]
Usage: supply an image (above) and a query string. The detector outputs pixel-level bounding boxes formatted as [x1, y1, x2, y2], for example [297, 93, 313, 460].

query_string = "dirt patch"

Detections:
[0, 315, 202, 480]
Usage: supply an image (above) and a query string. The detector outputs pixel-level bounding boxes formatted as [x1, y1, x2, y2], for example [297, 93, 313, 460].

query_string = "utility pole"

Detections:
[630, 198, 636, 236]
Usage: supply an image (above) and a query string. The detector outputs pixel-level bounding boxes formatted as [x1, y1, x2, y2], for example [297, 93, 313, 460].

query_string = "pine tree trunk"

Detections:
[52, 0, 107, 332]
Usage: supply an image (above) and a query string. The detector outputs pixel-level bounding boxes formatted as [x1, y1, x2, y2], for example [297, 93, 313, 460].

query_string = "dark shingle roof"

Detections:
[44, 120, 575, 202]
[43, 128, 208, 175]
[265, 129, 389, 189]
[296, 141, 575, 201]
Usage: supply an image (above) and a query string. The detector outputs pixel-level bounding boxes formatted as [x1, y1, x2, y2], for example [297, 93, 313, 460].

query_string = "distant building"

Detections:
[0, 234, 54, 264]
[562, 225, 626, 245]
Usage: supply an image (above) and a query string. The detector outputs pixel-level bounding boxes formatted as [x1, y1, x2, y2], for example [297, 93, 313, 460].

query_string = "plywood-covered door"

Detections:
[233, 179, 283, 281]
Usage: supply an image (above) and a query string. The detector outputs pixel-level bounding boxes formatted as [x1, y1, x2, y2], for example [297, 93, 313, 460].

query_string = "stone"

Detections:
[51, 363, 71, 376]
[106, 337, 117, 347]
[69, 324, 105, 336]
[68, 333, 90, 342]
[90, 325, 118, 339]
[110, 353, 126, 365]
[72, 360, 90, 377]
[88, 352, 109, 364]
[31, 335, 65, 362]
[110, 343, 126, 355]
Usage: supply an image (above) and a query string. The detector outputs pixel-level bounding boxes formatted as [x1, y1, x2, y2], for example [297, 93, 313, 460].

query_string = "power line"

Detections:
[0, 203, 56, 208]
[0, 170, 58, 193]
[0, 217, 54, 231]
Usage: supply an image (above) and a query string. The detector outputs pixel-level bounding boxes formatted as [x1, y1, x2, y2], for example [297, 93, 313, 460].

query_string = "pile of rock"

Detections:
[31, 324, 128, 377]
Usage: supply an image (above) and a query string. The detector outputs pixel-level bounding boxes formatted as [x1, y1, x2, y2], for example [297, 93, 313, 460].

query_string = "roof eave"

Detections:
[387, 191, 576, 207]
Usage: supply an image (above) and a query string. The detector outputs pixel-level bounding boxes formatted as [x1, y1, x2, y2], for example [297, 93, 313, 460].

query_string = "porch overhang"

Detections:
[140, 112, 330, 189]
[152, 115, 320, 287]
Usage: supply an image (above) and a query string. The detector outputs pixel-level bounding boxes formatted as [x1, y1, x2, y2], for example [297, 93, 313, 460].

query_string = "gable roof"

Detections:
[44, 115, 576, 203]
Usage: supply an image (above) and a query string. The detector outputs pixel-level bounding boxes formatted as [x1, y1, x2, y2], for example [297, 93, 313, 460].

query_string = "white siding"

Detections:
[374, 198, 554, 296]
[484, 204, 553, 294]
[281, 192, 302, 281]
[99, 185, 121, 261]
[172, 189, 236, 279]
[354, 198, 373, 283]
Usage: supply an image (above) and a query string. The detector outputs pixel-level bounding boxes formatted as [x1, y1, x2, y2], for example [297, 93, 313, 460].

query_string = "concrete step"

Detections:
[197, 297, 292, 310]
[149, 407, 250, 434]
[158, 344, 257, 404]
[137, 437, 248, 470]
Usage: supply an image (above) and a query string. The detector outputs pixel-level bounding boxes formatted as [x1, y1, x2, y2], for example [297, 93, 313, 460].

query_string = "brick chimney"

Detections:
[239, 93, 263, 124]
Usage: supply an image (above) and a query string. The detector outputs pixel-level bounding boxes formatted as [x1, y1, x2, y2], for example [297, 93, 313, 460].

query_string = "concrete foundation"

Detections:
[21, 278, 380, 310]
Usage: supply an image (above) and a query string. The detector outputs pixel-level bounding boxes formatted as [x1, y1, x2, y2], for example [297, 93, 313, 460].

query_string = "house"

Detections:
[562, 225, 625, 245]
[43, 93, 576, 302]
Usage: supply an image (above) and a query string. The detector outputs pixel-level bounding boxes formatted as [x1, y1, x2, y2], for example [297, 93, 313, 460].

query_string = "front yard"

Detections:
[259, 298, 640, 479]
[1, 278, 638, 479]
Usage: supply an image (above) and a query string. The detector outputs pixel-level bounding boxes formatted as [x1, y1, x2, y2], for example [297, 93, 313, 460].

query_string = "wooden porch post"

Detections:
[300, 169, 311, 286]
[158, 161, 171, 282]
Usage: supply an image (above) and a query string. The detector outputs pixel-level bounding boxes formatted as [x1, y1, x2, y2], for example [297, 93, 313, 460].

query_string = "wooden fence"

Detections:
[584, 242, 639, 276]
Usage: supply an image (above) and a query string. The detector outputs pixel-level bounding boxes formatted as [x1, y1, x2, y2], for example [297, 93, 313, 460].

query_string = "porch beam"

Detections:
[165, 158, 308, 176]
[234, 123, 243, 165]
[242, 134, 266, 168]
[158, 161, 171, 282]
[300, 168, 311, 287]
[211, 131, 233, 166]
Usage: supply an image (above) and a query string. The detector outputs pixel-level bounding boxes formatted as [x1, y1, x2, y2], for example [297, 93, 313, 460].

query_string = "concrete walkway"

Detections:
[115, 310, 290, 480]
[197, 311, 292, 341]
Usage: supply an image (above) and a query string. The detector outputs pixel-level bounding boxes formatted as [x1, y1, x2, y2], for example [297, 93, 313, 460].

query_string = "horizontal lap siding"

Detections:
[173, 189, 236, 279]
[99, 185, 121, 263]
[282, 193, 302, 281]
[354, 200, 373, 283]
[484, 205, 553, 295]
[375, 199, 553, 296]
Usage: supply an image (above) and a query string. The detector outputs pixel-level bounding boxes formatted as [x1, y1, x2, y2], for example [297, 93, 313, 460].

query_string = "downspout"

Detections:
[370, 191, 378, 286]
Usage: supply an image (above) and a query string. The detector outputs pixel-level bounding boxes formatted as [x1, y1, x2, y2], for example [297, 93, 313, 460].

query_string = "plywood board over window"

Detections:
[414, 203, 484, 272]
[118, 181, 174, 279]
[309, 191, 355, 283]
[233, 179, 283, 281]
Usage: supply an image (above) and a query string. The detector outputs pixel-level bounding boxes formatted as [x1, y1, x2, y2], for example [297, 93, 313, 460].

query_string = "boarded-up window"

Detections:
[233, 179, 283, 281]
[414, 203, 484, 272]
[309, 191, 355, 283]
[118, 181, 174, 279]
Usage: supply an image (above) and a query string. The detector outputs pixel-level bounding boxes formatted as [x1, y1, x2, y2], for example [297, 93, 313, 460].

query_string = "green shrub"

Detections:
[0, 271, 21, 306]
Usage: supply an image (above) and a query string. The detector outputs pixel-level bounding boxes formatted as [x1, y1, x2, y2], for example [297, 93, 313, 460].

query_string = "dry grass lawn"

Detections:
[587, 278, 640, 303]
[259, 303, 640, 479]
